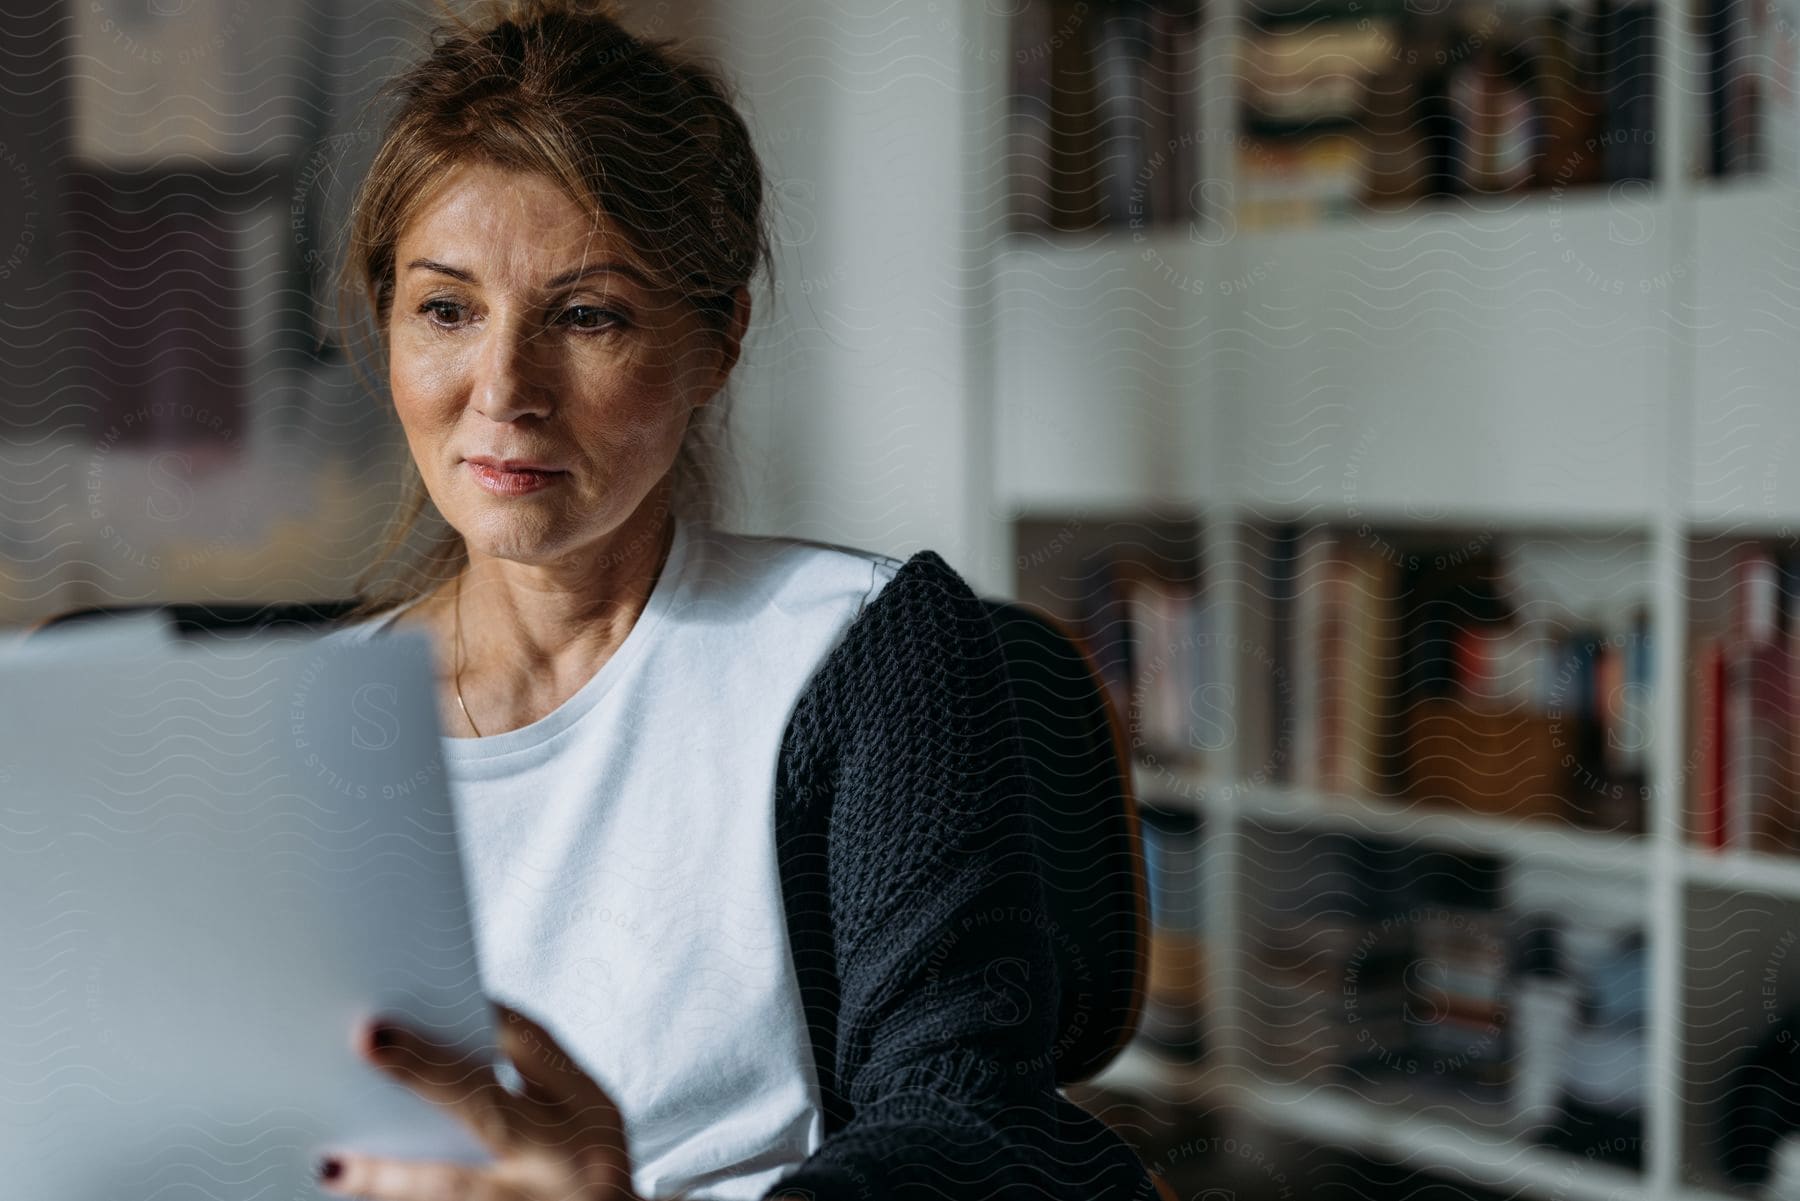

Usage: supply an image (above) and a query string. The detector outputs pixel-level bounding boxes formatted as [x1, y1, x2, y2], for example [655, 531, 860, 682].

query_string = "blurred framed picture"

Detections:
[68, 0, 314, 167]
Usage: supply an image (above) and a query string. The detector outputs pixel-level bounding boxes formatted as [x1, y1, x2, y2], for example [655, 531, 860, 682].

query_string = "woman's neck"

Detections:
[434, 507, 678, 737]
[457, 512, 676, 672]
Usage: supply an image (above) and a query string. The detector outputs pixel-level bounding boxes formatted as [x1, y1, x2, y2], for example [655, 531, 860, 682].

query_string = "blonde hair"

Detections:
[336, 0, 773, 623]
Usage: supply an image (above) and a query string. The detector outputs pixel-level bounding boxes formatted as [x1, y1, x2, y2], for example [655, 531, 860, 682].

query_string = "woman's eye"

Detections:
[558, 305, 625, 333]
[420, 299, 470, 328]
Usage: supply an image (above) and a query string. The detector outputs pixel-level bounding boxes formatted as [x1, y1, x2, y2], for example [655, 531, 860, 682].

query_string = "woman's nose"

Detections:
[471, 318, 555, 422]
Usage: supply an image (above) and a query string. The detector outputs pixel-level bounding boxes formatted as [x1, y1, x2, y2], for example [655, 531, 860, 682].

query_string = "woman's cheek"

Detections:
[587, 375, 689, 449]
[392, 349, 469, 429]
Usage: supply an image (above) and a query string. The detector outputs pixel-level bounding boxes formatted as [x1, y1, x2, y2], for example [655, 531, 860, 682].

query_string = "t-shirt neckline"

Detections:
[423, 514, 696, 765]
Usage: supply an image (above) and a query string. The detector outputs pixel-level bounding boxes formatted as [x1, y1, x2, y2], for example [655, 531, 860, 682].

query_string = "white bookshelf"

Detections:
[1138, 766, 1659, 876]
[990, 0, 1800, 1195]
[1680, 849, 1800, 901]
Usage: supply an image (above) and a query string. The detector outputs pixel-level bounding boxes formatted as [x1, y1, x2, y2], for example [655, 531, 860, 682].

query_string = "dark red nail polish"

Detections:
[316, 1156, 342, 1181]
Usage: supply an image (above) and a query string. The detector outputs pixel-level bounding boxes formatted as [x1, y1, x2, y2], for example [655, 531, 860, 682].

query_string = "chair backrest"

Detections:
[29, 595, 1153, 1084]
[980, 597, 1150, 1085]
[27, 599, 361, 640]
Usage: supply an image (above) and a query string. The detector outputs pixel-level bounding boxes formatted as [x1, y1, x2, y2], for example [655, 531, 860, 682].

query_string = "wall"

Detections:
[681, 0, 1009, 592]
[0, 0, 1012, 627]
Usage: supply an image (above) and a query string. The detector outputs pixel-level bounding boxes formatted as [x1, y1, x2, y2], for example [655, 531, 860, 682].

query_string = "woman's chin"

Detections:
[455, 513, 578, 567]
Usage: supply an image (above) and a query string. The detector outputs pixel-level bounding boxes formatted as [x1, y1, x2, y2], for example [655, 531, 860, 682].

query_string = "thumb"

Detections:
[494, 1001, 621, 1126]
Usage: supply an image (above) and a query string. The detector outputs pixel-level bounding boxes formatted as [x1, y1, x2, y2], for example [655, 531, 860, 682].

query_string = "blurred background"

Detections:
[5, 0, 1800, 1198]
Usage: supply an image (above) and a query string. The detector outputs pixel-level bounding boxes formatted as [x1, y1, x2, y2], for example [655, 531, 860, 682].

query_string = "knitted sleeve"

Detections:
[765, 550, 1157, 1201]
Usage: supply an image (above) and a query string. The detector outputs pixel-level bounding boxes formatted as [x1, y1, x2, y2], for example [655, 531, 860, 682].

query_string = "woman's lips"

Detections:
[467, 461, 566, 496]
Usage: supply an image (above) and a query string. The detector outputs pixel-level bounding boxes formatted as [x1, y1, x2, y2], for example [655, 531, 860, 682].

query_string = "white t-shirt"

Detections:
[326, 515, 902, 1200]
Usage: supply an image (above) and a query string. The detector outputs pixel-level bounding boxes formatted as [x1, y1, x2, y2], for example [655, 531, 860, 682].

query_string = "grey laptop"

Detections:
[0, 623, 496, 1199]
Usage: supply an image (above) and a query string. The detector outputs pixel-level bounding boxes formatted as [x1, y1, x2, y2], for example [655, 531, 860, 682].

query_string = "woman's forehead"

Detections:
[398, 163, 643, 280]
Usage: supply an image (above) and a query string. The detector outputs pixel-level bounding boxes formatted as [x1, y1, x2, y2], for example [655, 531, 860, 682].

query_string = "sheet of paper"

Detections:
[0, 628, 497, 1199]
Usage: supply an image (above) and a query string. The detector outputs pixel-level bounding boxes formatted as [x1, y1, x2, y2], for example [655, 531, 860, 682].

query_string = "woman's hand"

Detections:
[316, 1001, 641, 1201]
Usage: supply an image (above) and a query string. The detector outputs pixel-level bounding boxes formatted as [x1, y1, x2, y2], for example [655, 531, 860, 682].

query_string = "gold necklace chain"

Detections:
[451, 518, 677, 741]
[453, 569, 481, 738]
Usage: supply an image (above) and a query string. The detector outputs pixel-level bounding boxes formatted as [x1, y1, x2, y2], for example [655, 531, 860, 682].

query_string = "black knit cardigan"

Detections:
[766, 548, 1157, 1201]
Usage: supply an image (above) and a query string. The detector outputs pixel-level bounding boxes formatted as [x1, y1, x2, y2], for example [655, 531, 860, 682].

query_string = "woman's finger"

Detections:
[495, 1002, 622, 1132]
[317, 1150, 513, 1201]
[362, 1017, 552, 1156]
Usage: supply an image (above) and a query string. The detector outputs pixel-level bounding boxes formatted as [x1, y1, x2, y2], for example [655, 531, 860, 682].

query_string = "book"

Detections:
[1144, 7, 1202, 222]
[1724, 637, 1793, 851]
[1013, 0, 1203, 231]
[1265, 526, 1303, 785]
[1696, 638, 1728, 850]
[1124, 573, 1194, 757]
[1705, 0, 1764, 175]
[1138, 803, 1205, 1058]
[1006, 0, 1057, 231]
[1290, 529, 1340, 789]
[1335, 544, 1403, 796]
[1603, 1, 1658, 181]
[1089, 6, 1155, 227]
[1736, 545, 1782, 643]
[1048, 0, 1104, 230]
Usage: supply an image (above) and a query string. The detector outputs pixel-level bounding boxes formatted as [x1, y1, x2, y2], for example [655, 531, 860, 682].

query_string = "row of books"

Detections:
[1007, 0, 1203, 232]
[1246, 838, 1510, 1091]
[1692, 546, 1800, 853]
[1236, 2, 1658, 223]
[1005, 0, 1791, 232]
[1278, 532, 1400, 799]
[1698, 0, 1795, 178]
[1138, 804, 1205, 1058]
[1268, 528, 1651, 830]
[1070, 529, 1654, 829]
[1114, 574, 1227, 765]
[1067, 552, 1224, 768]
[1245, 833, 1645, 1139]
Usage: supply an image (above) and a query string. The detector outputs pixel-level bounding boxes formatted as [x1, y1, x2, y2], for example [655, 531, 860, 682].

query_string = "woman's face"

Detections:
[387, 160, 734, 569]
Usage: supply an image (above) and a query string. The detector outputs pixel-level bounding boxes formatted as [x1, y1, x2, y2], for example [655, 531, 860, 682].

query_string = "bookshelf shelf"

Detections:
[1681, 848, 1800, 899]
[1089, 1061, 1655, 1201]
[1223, 503, 1656, 539]
[1227, 1077, 1648, 1201]
[1685, 517, 1800, 538]
[1130, 762, 1223, 811]
[1131, 762, 1653, 869]
[1009, 174, 1657, 243]
[1238, 783, 1655, 874]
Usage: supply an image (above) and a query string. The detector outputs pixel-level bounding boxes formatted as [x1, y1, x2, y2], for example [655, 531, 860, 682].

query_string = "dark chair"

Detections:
[26, 594, 1152, 1087]
[26, 598, 363, 640]
[982, 598, 1150, 1086]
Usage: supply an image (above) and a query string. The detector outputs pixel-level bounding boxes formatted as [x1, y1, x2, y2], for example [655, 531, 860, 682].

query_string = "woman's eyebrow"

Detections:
[403, 258, 652, 290]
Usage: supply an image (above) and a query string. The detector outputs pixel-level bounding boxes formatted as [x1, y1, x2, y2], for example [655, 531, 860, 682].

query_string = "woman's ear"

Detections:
[696, 285, 752, 406]
[716, 284, 752, 381]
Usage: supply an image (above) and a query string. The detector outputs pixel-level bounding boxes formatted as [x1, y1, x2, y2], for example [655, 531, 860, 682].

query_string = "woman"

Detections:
[318, 2, 1157, 1198]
